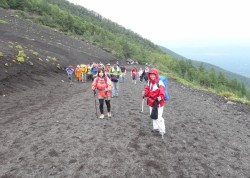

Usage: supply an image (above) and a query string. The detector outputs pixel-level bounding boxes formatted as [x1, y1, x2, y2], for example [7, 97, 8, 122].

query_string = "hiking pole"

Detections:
[93, 90, 97, 117]
[141, 97, 144, 113]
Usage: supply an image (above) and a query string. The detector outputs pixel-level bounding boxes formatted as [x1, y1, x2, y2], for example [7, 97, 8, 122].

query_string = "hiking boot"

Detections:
[107, 112, 112, 118]
[151, 129, 159, 133]
[160, 132, 165, 139]
[99, 114, 104, 119]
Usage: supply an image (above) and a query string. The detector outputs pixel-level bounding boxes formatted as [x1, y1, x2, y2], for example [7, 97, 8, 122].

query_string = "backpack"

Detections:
[121, 66, 126, 72]
[149, 76, 169, 101]
[142, 70, 148, 81]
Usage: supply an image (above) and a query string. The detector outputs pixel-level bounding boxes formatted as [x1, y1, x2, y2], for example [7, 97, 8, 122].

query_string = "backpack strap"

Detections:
[104, 76, 107, 83]
[149, 81, 160, 89]
[96, 76, 108, 84]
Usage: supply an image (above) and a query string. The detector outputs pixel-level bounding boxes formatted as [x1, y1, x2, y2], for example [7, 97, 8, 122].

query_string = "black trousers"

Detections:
[99, 99, 111, 114]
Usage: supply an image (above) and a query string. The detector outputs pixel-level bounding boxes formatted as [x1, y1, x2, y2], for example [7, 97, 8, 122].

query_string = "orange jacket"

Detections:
[75, 67, 82, 79]
[106, 66, 111, 73]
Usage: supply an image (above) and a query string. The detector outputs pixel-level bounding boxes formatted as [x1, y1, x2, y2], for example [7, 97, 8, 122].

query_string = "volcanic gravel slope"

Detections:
[0, 7, 250, 178]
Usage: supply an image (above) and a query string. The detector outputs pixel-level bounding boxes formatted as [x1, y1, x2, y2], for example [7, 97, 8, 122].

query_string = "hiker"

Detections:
[116, 61, 120, 67]
[98, 63, 105, 70]
[75, 65, 81, 82]
[80, 64, 88, 83]
[131, 66, 137, 84]
[120, 65, 126, 82]
[66, 65, 74, 82]
[110, 63, 121, 97]
[138, 67, 143, 82]
[87, 64, 92, 81]
[141, 66, 150, 85]
[142, 68, 166, 136]
[91, 63, 98, 81]
[92, 68, 112, 119]
[106, 63, 111, 78]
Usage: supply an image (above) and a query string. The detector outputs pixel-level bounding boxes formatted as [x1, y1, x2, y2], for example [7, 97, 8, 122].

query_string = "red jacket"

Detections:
[92, 77, 112, 97]
[144, 68, 165, 107]
[131, 68, 137, 77]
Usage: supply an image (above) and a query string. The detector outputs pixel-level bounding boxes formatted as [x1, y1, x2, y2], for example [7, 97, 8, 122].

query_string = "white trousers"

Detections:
[149, 106, 165, 133]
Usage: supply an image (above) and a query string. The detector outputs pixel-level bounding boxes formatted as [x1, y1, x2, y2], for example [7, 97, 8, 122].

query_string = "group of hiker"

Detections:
[65, 63, 168, 137]
[65, 63, 100, 83]
[65, 62, 127, 83]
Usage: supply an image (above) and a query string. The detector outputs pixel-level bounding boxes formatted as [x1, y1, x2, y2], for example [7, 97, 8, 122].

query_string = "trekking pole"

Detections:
[141, 97, 144, 113]
[93, 90, 97, 116]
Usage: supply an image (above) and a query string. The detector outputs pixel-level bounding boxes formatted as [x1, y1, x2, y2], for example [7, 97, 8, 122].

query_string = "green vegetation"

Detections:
[56, 63, 61, 69]
[16, 50, 26, 63]
[2, 0, 250, 105]
[159, 59, 250, 105]
[30, 49, 39, 56]
[0, 19, 8, 24]
[15, 45, 27, 63]
[1, 0, 162, 62]
[161, 46, 250, 88]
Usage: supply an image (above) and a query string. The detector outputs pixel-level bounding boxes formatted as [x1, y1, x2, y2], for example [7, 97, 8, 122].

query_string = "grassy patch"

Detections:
[159, 69, 250, 106]
[219, 91, 236, 98]
[33, 51, 39, 56]
[56, 64, 61, 69]
[219, 91, 250, 106]
[0, 19, 8, 24]
[16, 45, 23, 49]
[16, 50, 27, 63]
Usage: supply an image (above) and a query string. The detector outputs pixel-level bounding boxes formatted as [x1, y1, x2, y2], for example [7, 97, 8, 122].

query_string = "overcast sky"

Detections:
[67, 0, 250, 76]
[67, 0, 250, 48]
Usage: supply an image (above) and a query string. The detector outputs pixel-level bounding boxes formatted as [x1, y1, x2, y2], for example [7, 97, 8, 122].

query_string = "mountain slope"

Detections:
[0, 7, 117, 94]
[0, 6, 250, 178]
[1, 62, 250, 177]
[160, 46, 250, 88]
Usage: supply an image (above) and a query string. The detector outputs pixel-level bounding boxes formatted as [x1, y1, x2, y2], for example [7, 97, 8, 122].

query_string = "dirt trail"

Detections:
[0, 74, 250, 178]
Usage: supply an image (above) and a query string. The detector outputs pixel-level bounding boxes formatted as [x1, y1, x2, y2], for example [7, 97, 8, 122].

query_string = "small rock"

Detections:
[227, 101, 235, 105]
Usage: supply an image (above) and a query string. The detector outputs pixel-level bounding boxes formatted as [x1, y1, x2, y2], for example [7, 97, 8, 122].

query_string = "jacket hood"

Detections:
[147, 68, 159, 84]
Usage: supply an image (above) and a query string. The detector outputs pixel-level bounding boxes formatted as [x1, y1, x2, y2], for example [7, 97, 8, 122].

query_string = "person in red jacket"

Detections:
[142, 68, 166, 136]
[92, 68, 112, 119]
[131, 67, 137, 84]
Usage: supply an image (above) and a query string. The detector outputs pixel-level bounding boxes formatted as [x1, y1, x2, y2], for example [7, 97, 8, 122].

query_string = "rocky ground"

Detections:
[0, 8, 250, 178]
